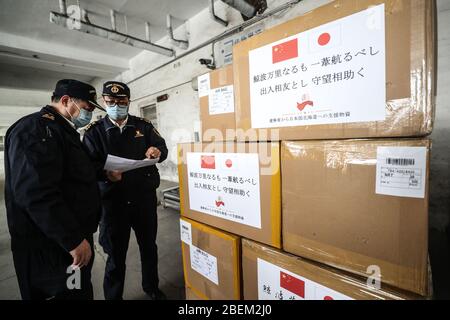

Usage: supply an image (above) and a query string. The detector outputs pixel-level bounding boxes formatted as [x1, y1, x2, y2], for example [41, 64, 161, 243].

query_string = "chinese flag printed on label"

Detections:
[309, 24, 342, 53]
[272, 38, 298, 64]
[201, 155, 216, 169]
[280, 271, 305, 298]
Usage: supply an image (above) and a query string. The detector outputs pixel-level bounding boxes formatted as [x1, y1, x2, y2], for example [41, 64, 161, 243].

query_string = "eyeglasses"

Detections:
[71, 98, 95, 112]
[104, 98, 129, 107]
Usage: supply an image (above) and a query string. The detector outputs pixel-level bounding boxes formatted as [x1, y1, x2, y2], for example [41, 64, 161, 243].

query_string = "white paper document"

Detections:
[190, 245, 219, 285]
[248, 4, 386, 129]
[104, 154, 159, 173]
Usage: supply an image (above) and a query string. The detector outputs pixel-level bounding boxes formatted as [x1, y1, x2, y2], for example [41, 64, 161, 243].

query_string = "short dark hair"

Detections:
[51, 95, 61, 103]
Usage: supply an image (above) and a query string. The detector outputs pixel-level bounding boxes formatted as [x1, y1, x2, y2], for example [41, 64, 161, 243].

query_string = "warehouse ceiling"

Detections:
[0, 0, 209, 91]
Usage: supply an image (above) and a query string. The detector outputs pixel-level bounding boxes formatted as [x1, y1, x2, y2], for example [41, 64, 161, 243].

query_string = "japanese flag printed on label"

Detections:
[187, 152, 262, 229]
[257, 258, 353, 300]
[376, 147, 427, 199]
[248, 4, 386, 129]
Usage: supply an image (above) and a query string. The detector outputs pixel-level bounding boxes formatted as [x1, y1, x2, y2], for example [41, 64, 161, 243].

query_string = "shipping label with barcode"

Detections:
[375, 147, 427, 198]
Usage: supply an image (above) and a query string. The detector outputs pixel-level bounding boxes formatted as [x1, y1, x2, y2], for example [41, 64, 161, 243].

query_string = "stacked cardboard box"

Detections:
[180, 217, 241, 300]
[281, 139, 431, 296]
[179, 0, 436, 300]
[233, 0, 436, 141]
[242, 239, 422, 300]
[198, 64, 236, 142]
[185, 286, 205, 300]
[178, 142, 281, 248]
[232, 0, 435, 299]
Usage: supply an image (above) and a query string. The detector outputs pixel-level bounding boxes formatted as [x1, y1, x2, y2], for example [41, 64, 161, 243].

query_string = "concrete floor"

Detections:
[0, 179, 186, 300]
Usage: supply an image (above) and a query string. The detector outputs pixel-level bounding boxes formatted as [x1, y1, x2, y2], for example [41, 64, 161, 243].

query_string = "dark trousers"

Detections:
[12, 237, 94, 300]
[99, 191, 158, 300]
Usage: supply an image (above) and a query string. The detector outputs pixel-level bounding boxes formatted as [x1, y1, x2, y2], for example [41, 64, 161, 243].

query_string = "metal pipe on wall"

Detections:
[166, 14, 189, 50]
[58, 0, 67, 15]
[210, 0, 229, 27]
[127, 0, 303, 87]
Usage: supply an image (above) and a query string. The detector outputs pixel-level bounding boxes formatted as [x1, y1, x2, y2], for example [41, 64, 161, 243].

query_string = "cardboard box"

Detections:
[281, 139, 430, 296]
[180, 217, 241, 300]
[178, 142, 281, 248]
[185, 286, 205, 300]
[198, 64, 236, 142]
[233, 0, 436, 141]
[242, 239, 421, 300]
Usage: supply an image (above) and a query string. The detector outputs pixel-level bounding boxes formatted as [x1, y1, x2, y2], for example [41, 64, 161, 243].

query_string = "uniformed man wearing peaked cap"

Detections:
[83, 81, 168, 300]
[4, 79, 104, 300]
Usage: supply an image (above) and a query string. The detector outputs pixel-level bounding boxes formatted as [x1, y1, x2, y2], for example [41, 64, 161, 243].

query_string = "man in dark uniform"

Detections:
[83, 81, 168, 300]
[4, 79, 105, 300]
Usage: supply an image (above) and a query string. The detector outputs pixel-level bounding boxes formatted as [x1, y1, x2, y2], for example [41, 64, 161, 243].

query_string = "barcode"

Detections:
[386, 158, 415, 166]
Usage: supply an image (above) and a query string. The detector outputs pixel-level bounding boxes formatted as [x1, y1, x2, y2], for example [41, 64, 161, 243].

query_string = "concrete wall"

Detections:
[0, 88, 50, 177]
[0, 88, 50, 125]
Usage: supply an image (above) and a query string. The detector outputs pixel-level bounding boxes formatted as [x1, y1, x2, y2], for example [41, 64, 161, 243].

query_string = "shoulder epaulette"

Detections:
[85, 120, 99, 131]
[41, 113, 55, 121]
[138, 117, 152, 124]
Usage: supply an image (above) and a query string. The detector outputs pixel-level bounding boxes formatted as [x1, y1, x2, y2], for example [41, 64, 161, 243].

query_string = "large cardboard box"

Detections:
[178, 142, 281, 248]
[233, 0, 436, 141]
[185, 286, 205, 300]
[198, 64, 236, 142]
[242, 239, 421, 300]
[281, 139, 430, 296]
[180, 217, 241, 300]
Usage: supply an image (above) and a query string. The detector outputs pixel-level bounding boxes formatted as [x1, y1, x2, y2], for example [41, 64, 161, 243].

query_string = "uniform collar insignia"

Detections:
[135, 130, 144, 138]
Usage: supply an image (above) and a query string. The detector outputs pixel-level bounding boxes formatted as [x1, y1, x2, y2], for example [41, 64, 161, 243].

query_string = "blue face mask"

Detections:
[68, 99, 93, 129]
[107, 104, 129, 121]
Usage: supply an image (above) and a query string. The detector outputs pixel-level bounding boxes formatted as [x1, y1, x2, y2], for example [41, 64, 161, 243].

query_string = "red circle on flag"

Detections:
[318, 32, 331, 46]
[324, 296, 334, 300]
[225, 159, 233, 168]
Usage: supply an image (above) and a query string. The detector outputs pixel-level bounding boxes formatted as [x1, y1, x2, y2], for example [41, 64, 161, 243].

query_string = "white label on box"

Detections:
[257, 258, 353, 300]
[248, 4, 386, 129]
[198, 73, 211, 98]
[376, 147, 427, 199]
[208, 85, 235, 115]
[186, 152, 262, 229]
[190, 245, 219, 285]
[180, 219, 192, 245]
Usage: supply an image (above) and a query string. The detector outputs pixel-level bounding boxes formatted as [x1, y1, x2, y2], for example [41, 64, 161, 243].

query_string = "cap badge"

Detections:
[111, 85, 120, 94]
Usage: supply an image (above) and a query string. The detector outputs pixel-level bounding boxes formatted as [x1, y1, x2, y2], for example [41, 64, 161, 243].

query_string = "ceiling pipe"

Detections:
[127, 0, 303, 87]
[145, 22, 151, 42]
[82, 8, 91, 23]
[221, 0, 257, 19]
[166, 14, 189, 50]
[50, 11, 175, 57]
[124, 15, 128, 34]
[110, 9, 117, 31]
[58, 0, 67, 15]
[210, 0, 228, 27]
